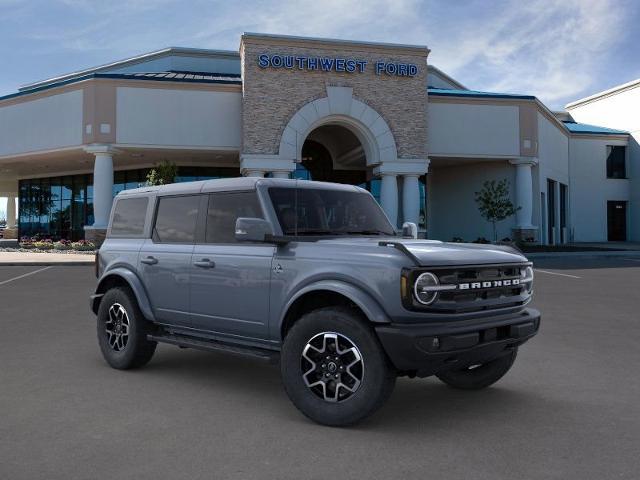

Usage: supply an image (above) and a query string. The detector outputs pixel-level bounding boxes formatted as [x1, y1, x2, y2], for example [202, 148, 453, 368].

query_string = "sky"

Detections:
[0, 0, 639, 216]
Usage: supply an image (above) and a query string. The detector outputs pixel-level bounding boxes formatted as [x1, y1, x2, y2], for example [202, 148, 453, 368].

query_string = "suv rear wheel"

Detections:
[97, 287, 157, 370]
[435, 348, 518, 390]
[281, 306, 396, 426]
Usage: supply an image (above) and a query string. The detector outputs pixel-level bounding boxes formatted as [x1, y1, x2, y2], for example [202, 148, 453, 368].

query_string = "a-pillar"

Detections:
[84, 144, 118, 245]
[509, 157, 538, 242]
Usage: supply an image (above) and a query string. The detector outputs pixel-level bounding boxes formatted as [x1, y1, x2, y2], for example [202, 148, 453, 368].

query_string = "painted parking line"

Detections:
[534, 269, 581, 279]
[0, 266, 52, 286]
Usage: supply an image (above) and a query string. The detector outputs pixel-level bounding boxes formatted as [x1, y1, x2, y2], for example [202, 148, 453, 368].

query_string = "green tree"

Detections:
[474, 179, 520, 243]
[146, 161, 178, 186]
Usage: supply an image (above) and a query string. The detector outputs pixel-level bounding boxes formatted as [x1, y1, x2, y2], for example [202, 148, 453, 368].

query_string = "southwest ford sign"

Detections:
[257, 54, 418, 77]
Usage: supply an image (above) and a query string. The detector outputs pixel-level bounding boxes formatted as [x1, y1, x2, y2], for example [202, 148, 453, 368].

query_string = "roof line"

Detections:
[1, 72, 241, 103]
[427, 65, 467, 90]
[428, 88, 535, 100]
[241, 32, 430, 54]
[565, 77, 640, 109]
[19, 46, 240, 92]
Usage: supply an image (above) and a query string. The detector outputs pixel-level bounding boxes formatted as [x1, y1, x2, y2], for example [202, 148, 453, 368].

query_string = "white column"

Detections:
[6, 195, 16, 229]
[245, 170, 265, 178]
[402, 174, 421, 226]
[379, 173, 398, 227]
[271, 171, 290, 179]
[85, 145, 116, 229]
[510, 158, 537, 229]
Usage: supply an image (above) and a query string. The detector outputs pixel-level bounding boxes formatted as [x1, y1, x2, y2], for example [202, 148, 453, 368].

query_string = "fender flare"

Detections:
[281, 279, 391, 328]
[93, 268, 155, 322]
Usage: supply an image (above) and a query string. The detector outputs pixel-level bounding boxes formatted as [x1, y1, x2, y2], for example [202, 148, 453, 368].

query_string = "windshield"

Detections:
[268, 186, 396, 236]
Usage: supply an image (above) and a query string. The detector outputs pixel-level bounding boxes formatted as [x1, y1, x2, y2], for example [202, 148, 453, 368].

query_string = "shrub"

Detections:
[71, 240, 96, 251]
[33, 240, 54, 250]
[54, 240, 72, 250]
[451, 237, 464, 243]
[472, 237, 490, 244]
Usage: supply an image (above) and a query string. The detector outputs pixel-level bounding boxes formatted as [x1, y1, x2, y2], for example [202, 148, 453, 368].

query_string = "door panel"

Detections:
[607, 201, 627, 241]
[139, 239, 194, 326]
[190, 244, 274, 339]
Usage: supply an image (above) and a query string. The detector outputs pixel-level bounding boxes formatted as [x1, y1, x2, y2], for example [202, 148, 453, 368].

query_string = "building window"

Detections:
[606, 146, 626, 179]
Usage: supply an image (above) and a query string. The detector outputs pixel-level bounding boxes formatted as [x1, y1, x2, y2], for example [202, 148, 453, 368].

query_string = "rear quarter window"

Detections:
[109, 197, 149, 237]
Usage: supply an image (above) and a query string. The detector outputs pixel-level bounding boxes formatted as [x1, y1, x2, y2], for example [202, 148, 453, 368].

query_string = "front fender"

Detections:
[281, 279, 391, 326]
[93, 267, 155, 322]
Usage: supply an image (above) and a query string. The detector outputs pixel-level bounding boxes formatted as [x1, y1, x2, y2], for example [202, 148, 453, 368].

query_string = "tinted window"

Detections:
[153, 195, 200, 243]
[110, 197, 148, 237]
[206, 192, 263, 243]
[607, 146, 626, 179]
[268, 187, 395, 236]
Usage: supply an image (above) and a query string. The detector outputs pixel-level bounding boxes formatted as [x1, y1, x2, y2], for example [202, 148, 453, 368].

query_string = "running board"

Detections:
[147, 333, 279, 363]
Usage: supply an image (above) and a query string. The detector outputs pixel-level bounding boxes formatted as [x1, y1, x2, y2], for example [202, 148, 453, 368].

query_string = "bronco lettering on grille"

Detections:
[458, 278, 520, 290]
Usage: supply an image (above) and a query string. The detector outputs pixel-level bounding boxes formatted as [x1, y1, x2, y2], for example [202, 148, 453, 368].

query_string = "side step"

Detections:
[147, 333, 279, 363]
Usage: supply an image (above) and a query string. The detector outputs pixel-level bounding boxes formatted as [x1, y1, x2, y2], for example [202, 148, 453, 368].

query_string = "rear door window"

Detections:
[205, 191, 263, 243]
[153, 195, 200, 244]
[110, 197, 148, 237]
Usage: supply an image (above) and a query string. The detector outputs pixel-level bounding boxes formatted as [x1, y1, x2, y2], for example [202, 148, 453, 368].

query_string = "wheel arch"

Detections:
[280, 281, 390, 339]
[92, 268, 155, 322]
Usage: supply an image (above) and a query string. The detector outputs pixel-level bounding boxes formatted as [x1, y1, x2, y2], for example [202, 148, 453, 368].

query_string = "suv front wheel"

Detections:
[281, 306, 396, 426]
[97, 287, 157, 370]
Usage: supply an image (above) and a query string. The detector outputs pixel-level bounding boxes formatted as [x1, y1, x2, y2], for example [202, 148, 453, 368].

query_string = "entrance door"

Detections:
[189, 191, 274, 341]
[607, 201, 627, 241]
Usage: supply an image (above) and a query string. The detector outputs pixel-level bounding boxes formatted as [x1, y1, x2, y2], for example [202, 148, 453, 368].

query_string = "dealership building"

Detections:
[0, 33, 636, 244]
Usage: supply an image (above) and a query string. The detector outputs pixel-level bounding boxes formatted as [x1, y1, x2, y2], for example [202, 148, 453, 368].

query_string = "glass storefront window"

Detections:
[18, 166, 240, 240]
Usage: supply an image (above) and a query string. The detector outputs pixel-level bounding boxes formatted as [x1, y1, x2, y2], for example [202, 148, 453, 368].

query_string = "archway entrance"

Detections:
[295, 124, 383, 206]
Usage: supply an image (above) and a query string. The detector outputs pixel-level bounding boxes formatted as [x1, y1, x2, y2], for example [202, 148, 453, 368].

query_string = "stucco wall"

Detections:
[568, 136, 630, 242]
[240, 36, 428, 160]
[0, 90, 83, 156]
[116, 87, 242, 148]
[429, 161, 517, 241]
[427, 102, 520, 157]
[568, 86, 639, 241]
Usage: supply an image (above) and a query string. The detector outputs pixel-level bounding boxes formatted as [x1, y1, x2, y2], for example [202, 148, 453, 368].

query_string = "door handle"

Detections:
[141, 256, 158, 265]
[193, 258, 215, 269]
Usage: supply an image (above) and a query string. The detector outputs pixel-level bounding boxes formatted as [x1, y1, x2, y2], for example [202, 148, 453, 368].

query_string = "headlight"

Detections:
[520, 266, 534, 293]
[414, 272, 440, 305]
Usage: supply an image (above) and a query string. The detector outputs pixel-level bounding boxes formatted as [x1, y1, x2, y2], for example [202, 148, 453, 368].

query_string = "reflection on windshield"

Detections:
[269, 187, 395, 237]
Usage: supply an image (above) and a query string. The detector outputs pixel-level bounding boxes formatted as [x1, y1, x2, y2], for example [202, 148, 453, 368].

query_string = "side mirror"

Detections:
[235, 217, 271, 242]
[402, 222, 418, 239]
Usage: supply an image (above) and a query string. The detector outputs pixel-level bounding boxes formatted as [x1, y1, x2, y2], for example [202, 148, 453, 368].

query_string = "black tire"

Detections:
[97, 287, 157, 370]
[281, 306, 396, 427]
[435, 348, 518, 390]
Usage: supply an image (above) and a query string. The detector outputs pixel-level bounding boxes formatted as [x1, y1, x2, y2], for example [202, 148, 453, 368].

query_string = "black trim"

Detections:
[375, 308, 540, 377]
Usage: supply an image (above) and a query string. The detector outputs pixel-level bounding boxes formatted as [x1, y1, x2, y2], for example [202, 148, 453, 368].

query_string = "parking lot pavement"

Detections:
[1, 259, 639, 480]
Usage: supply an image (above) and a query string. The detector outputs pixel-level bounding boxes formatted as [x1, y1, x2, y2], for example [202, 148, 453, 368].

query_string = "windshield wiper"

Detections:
[345, 230, 395, 236]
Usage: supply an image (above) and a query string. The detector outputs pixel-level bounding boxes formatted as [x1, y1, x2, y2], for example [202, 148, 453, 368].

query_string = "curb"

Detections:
[0, 261, 94, 266]
[526, 250, 640, 259]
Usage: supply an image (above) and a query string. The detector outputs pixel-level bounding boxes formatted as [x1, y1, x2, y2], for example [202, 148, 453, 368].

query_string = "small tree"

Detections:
[146, 160, 178, 186]
[474, 179, 520, 243]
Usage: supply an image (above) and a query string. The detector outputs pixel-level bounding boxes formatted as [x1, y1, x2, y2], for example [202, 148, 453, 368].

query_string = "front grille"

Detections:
[409, 263, 531, 314]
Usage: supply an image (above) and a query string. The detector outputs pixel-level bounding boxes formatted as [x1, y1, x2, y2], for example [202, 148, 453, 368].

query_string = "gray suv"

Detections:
[91, 177, 540, 426]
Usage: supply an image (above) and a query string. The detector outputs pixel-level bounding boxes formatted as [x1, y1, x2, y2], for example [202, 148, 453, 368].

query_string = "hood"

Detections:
[396, 239, 528, 266]
[315, 237, 528, 266]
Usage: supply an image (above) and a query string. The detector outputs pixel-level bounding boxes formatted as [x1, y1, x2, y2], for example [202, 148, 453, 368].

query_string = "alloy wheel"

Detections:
[105, 303, 130, 352]
[301, 332, 364, 402]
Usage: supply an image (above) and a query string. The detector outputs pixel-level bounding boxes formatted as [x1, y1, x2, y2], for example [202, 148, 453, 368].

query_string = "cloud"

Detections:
[1, 0, 636, 109]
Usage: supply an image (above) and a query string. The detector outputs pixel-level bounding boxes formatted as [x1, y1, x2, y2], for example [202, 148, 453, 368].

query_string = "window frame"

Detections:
[606, 145, 627, 179]
[151, 194, 204, 245]
[107, 196, 150, 239]
[203, 190, 265, 245]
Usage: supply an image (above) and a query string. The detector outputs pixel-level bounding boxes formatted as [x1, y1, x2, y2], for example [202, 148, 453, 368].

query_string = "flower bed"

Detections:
[2, 236, 97, 254]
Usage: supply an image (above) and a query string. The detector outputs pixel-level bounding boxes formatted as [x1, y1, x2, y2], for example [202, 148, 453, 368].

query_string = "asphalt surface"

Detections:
[1, 258, 639, 479]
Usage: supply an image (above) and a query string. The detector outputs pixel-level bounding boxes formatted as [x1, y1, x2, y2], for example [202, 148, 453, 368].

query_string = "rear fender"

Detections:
[92, 268, 155, 322]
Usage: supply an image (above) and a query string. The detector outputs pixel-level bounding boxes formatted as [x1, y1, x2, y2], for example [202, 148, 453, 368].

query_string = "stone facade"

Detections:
[240, 34, 429, 161]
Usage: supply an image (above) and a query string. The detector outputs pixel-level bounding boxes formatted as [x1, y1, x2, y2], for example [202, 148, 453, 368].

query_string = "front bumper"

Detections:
[375, 308, 540, 377]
